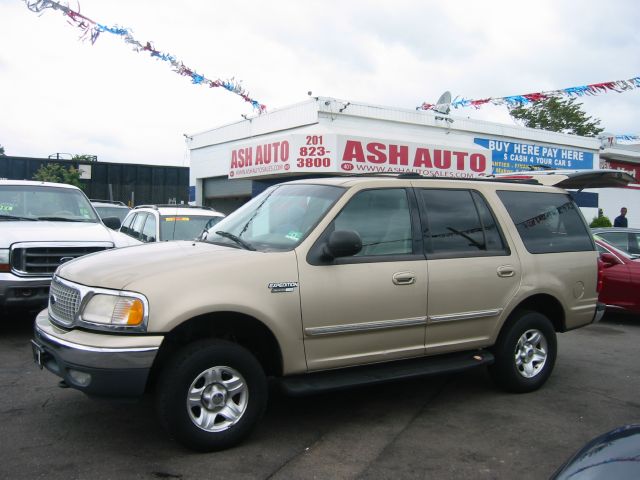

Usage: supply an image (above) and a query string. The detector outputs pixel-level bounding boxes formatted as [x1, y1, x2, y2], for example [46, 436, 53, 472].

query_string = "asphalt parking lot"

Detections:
[1, 310, 639, 480]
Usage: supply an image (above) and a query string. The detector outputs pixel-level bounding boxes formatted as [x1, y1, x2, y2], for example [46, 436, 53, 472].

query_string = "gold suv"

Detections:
[31, 170, 634, 451]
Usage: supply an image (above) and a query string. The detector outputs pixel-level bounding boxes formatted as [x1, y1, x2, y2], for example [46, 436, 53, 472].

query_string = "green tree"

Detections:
[33, 163, 82, 188]
[590, 215, 612, 228]
[509, 97, 604, 137]
[72, 154, 97, 162]
[0, 144, 5, 156]
[589, 208, 612, 228]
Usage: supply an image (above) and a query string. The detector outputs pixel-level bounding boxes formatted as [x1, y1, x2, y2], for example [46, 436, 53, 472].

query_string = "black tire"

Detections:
[156, 339, 267, 452]
[489, 310, 557, 393]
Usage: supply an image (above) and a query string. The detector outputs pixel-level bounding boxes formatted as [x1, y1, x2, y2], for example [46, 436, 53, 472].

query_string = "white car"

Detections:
[119, 204, 225, 243]
[0, 180, 141, 312]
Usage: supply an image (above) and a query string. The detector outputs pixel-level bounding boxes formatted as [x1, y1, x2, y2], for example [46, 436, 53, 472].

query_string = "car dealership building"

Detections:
[187, 97, 639, 226]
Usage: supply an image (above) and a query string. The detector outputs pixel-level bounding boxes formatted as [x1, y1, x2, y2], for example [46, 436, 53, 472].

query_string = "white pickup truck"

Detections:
[0, 180, 140, 312]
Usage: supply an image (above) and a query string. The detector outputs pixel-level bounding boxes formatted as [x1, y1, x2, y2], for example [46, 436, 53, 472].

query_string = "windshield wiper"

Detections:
[36, 216, 85, 222]
[215, 231, 256, 251]
[0, 214, 36, 221]
[447, 226, 486, 250]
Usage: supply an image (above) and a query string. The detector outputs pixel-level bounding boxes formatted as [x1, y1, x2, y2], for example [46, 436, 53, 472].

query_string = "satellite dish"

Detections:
[433, 91, 451, 115]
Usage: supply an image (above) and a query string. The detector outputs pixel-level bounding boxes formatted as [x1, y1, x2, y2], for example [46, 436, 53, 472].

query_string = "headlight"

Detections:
[81, 294, 146, 328]
[0, 249, 9, 272]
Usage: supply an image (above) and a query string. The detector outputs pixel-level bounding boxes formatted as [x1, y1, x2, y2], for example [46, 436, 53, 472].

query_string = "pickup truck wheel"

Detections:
[489, 311, 557, 393]
[156, 339, 267, 452]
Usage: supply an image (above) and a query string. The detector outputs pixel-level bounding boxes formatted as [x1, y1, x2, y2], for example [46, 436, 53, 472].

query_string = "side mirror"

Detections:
[102, 216, 122, 230]
[600, 252, 621, 267]
[322, 230, 362, 260]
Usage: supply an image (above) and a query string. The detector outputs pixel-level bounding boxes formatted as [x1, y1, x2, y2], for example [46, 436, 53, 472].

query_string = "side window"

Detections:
[497, 191, 593, 254]
[631, 233, 640, 256]
[141, 214, 157, 242]
[130, 213, 148, 240]
[420, 189, 507, 258]
[598, 232, 630, 253]
[333, 188, 412, 256]
[121, 213, 136, 236]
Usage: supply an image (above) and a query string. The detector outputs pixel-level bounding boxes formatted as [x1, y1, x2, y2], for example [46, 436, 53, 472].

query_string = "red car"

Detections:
[595, 238, 640, 314]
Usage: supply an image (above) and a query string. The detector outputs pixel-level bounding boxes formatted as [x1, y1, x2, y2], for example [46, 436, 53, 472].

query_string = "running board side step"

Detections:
[277, 350, 494, 396]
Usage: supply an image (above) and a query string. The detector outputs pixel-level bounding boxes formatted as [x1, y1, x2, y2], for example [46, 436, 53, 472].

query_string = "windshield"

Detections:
[0, 185, 99, 222]
[203, 184, 344, 251]
[94, 205, 130, 222]
[160, 214, 223, 241]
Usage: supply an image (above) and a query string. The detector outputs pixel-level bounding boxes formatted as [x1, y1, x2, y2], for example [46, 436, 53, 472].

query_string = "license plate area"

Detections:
[31, 340, 46, 369]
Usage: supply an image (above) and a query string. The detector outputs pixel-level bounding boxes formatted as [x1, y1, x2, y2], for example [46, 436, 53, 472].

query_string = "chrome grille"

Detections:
[49, 278, 81, 326]
[11, 245, 109, 276]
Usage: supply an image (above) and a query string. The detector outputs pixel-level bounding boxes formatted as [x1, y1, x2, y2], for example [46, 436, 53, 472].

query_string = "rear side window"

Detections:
[419, 189, 507, 258]
[498, 191, 593, 254]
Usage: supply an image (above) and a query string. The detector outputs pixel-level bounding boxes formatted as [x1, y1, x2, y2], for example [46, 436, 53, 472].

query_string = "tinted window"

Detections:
[498, 191, 593, 254]
[333, 189, 412, 256]
[420, 189, 506, 258]
[160, 215, 222, 241]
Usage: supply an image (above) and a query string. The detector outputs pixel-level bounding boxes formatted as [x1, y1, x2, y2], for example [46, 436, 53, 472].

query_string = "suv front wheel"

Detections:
[489, 310, 557, 393]
[156, 339, 268, 451]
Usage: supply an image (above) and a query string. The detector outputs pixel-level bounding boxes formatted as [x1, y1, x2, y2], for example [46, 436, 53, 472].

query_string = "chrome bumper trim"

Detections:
[34, 315, 160, 370]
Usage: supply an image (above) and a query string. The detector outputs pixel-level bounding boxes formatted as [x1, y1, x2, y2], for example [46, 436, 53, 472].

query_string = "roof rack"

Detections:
[90, 199, 127, 206]
[342, 172, 542, 185]
[133, 204, 217, 211]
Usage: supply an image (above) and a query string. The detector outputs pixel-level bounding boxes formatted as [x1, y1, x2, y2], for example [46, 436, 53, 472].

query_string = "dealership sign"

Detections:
[601, 159, 640, 183]
[228, 134, 491, 179]
[474, 138, 595, 173]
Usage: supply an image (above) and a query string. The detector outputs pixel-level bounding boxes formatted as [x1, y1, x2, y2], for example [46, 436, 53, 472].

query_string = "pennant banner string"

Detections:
[615, 135, 640, 142]
[418, 76, 640, 113]
[23, 0, 266, 112]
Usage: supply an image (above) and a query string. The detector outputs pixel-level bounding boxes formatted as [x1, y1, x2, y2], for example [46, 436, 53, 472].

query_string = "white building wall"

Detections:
[583, 186, 640, 228]
[188, 97, 614, 213]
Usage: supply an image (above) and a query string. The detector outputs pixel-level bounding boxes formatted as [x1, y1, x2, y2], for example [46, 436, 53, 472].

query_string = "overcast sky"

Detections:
[1, 0, 639, 167]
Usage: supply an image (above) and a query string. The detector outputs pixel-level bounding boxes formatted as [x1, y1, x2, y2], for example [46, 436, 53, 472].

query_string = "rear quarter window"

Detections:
[497, 191, 593, 254]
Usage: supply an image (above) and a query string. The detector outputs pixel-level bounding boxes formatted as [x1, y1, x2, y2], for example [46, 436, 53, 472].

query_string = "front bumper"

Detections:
[32, 309, 164, 398]
[0, 273, 51, 309]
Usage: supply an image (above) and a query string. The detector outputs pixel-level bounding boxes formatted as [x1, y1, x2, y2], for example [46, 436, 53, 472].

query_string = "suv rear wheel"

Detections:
[156, 339, 267, 451]
[489, 310, 557, 393]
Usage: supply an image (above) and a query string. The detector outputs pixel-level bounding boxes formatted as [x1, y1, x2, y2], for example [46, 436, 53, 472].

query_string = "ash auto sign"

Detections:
[338, 136, 491, 177]
[474, 138, 594, 174]
[228, 134, 491, 179]
[228, 135, 336, 179]
[229, 138, 293, 178]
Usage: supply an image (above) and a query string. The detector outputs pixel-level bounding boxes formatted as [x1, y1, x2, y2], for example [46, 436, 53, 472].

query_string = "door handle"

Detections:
[497, 265, 515, 278]
[393, 271, 416, 285]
